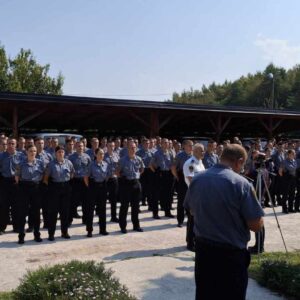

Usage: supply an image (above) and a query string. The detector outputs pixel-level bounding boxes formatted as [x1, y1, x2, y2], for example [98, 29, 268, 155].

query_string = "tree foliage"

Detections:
[172, 63, 300, 110]
[0, 45, 64, 95]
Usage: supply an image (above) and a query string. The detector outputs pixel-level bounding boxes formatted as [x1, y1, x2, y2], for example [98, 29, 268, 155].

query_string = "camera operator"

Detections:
[279, 149, 297, 214]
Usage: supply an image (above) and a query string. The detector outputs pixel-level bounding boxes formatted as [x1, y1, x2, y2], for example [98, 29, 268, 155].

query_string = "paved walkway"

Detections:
[0, 204, 298, 299]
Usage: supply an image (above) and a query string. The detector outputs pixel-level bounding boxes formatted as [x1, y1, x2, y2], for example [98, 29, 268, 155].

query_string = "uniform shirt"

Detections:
[281, 158, 297, 177]
[104, 152, 119, 178]
[151, 149, 174, 171]
[272, 151, 285, 172]
[65, 150, 75, 160]
[118, 155, 145, 180]
[88, 160, 109, 182]
[114, 147, 122, 156]
[119, 147, 128, 158]
[46, 148, 56, 158]
[16, 158, 45, 182]
[36, 150, 53, 167]
[183, 156, 205, 186]
[46, 159, 75, 182]
[203, 152, 219, 169]
[184, 164, 264, 249]
[0, 151, 24, 177]
[85, 148, 96, 160]
[174, 151, 192, 172]
[68, 152, 91, 178]
[136, 148, 153, 168]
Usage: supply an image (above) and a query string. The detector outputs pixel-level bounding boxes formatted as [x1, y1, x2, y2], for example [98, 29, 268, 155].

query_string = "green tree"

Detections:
[0, 45, 64, 94]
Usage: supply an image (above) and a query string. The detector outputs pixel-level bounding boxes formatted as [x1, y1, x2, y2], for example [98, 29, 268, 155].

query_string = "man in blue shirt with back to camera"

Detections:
[184, 144, 264, 300]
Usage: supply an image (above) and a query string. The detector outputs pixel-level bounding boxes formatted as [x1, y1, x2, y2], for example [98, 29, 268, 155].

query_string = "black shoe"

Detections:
[100, 231, 109, 236]
[141, 202, 147, 206]
[48, 235, 55, 241]
[26, 227, 33, 233]
[148, 207, 153, 211]
[110, 217, 119, 223]
[282, 208, 289, 214]
[153, 215, 161, 220]
[13, 228, 18, 233]
[34, 236, 43, 243]
[87, 232, 93, 238]
[73, 213, 81, 219]
[288, 208, 295, 213]
[121, 229, 127, 234]
[18, 237, 25, 245]
[133, 227, 143, 232]
[177, 223, 183, 228]
[61, 233, 71, 239]
[138, 209, 142, 213]
[165, 213, 175, 218]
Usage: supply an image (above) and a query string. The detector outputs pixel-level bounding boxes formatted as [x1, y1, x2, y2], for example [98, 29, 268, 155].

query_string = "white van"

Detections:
[25, 133, 83, 145]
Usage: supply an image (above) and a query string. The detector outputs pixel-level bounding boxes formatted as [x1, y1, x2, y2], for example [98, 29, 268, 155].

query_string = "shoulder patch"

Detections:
[189, 165, 194, 172]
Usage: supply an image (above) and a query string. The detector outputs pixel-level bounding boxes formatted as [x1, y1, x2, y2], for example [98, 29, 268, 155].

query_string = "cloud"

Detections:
[254, 35, 300, 68]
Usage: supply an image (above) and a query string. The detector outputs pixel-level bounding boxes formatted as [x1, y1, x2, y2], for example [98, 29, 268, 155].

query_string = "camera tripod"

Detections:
[254, 167, 288, 256]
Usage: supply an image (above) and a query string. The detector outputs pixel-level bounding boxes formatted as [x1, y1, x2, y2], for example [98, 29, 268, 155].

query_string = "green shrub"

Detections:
[249, 252, 300, 299]
[12, 260, 137, 300]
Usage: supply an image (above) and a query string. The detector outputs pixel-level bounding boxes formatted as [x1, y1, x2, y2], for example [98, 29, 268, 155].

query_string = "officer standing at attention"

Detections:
[150, 138, 175, 219]
[68, 141, 91, 223]
[136, 138, 154, 211]
[44, 146, 75, 241]
[0, 138, 24, 234]
[183, 143, 205, 251]
[15, 145, 45, 244]
[86, 137, 99, 160]
[64, 138, 75, 159]
[117, 141, 144, 233]
[46, 138, 59, 158]
[84, 148, 109, 237]
[104, 140, 120, 222]
[279, 149, 297, 213]
[202, 139, 219, 169]
[184, 144, 264, 300]
[114, 137, 122, 156]
[171, 140, 193, 227]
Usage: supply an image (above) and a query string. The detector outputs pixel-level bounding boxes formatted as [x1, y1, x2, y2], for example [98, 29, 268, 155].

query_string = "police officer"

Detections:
[104, 141, 119, 222]
[84, 148, 109, 237]
[44, 146, 75, 241]
[279, 149, 297, 213]
[114, 137, 122, 156]
[184, 144, 264, 300]
[136, 138, 154, 211]
[117, 141, 144, 233]
[46, 138, 59, 158]
[65, 138, 75, 159]
[150, 138, 175, 219]
[202, 139, 219, 169]
[171, 140, 193, 227]
[15, 145, 45, 244]
[68, 141, 91, 223]
[183, 143, 205, 252]
[0, 138, 24, 233]
[86, 137, 99, 160]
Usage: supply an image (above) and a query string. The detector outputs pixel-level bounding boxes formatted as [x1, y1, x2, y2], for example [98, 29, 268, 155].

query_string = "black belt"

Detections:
[124, 178, 139, 183]
[90, 179, 105, 185]
[196, 237, 244, 251]
[108, 177, 118, 181]
[50, 181, 70, 186]
[73, 177, 85, 182]
[2, 177, 15, 183]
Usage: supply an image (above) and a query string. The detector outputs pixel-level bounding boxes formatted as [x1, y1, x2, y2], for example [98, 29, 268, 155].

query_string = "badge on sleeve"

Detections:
[189, 165, 194, 172]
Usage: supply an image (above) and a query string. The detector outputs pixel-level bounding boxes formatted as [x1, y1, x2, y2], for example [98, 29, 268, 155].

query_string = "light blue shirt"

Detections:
[46, 159, 74, 182]
[119, 155, 144, 180]
[68, 152, 91, 178]
[16, 158, 45, 182]
[0, 151, 25, 177]
[88, 160, 109, 182]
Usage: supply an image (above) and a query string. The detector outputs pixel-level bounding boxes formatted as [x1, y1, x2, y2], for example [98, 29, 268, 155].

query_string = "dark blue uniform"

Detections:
[68, 152, 91, 223]
[151, 149, 175, 217]
[16, 158, 45, 243]
[46, 159, 74, 239]
[104, 152, 119, 222]
[118, 155, 144, 232]
[136, 148, 154, 210]
[0, 151, 24, 232]
[86, 160, 109, 235]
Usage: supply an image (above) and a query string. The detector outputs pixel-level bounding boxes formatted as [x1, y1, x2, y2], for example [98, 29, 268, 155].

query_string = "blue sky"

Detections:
[1, 0, 300, 101]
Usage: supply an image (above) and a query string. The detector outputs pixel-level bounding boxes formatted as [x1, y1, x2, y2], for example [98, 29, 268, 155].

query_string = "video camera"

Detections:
[254, 152, 267, 169]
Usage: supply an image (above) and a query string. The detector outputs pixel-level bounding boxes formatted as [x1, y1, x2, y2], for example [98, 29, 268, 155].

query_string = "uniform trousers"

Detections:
[106, 177, 118, 220]
[119, 178, 141, 230]
[70, 178, 87, 223]
[139, 168, 154, 209]
[47, 182, 71, 236]
[86, 181, 107, 233]
[159, 170, 174, 215]
[17, 181, 41, 237]
[0, 177, 18, 232]
[195, 238, 250, 300]
[177, 172, 187, 224]
[282, 174, 296, 211]
[295, 176, 300, 211]
[186, 211, 195, 248]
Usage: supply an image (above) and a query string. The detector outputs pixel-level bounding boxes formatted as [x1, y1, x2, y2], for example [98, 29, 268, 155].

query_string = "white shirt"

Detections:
[183, 155, 205, 186]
